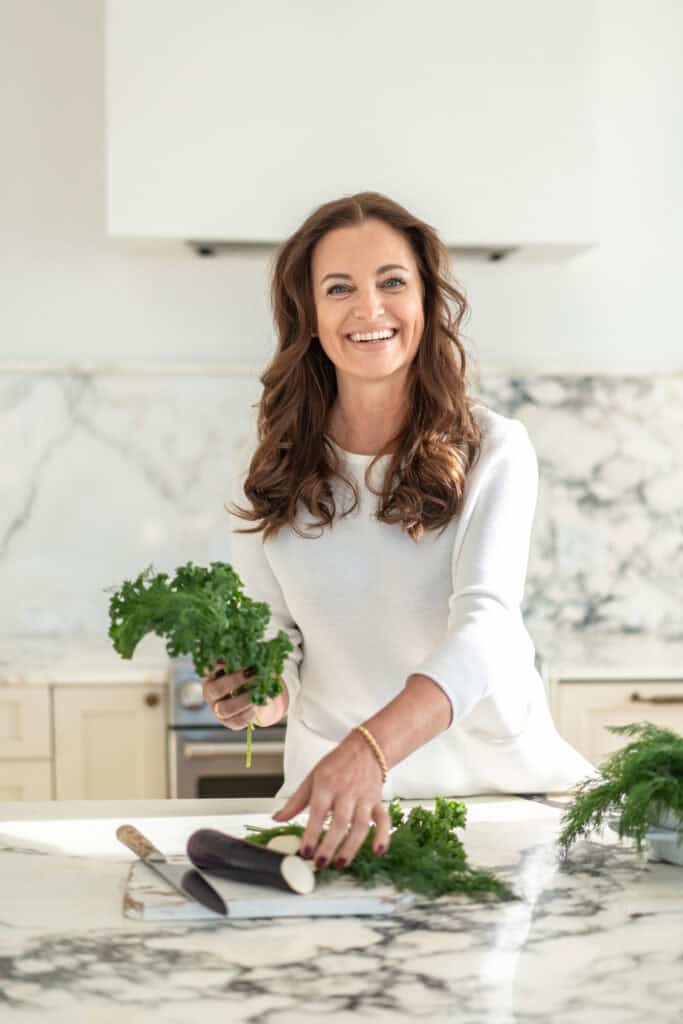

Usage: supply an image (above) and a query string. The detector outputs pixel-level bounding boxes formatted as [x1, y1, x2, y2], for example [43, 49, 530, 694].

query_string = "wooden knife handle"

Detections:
[116, 824, 164, 862]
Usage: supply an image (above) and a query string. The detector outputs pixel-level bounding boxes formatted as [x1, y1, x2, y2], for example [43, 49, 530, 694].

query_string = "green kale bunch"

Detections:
[105, 561, 293, 764]
[557, 721, 683, 856]
[246, 797, 517, 901]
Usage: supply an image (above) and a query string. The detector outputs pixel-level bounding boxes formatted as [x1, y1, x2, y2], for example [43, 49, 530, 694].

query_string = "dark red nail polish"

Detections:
[302, 845, 312, 858]
[334, 857, 346, 869]
[243, 666, 256, 678]
[315, 856, 328, 869]
[376, 844, 385, 855]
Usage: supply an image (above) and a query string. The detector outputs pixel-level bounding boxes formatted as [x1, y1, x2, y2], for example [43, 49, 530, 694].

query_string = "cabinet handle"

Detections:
[630, 691, 683, 704]
[144, 692, 161, 707]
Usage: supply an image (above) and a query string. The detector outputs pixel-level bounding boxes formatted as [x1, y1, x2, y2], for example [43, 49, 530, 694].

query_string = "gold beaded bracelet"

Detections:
[354, 725, 388, 783]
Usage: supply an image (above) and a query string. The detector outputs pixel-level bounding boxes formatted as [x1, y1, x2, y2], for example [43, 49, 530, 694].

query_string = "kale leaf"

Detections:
[105, 561, 293, 765]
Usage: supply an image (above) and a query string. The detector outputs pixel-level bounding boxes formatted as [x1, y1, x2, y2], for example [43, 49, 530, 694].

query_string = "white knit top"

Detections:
[228, 402, 599, 799]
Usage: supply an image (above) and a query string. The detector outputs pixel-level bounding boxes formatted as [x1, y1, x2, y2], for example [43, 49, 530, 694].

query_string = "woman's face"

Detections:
[310, 218, 425, 382]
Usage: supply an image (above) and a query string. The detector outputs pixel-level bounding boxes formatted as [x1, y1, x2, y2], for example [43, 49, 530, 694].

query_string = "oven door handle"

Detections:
[182, 741, 285, 759]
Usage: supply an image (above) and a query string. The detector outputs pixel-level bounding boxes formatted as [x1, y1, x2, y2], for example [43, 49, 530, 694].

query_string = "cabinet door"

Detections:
[53, 685, 167, 799]
[0, 761, 52, 801]
[552, 680, 683, 766]
[0, 686, 51, 758]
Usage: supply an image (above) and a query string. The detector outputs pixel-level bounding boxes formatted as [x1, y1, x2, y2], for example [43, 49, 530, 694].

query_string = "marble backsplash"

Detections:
[1, 369, 681, 641]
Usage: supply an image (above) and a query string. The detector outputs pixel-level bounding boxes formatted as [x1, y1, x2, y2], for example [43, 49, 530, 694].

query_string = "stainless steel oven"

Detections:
[168, 655, 286, 799]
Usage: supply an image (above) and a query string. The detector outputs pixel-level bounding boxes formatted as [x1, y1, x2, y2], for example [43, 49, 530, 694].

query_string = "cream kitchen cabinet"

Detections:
[0, 686, 52, 800]
[53, 684, 167, 800]
[0, 761, 53, 801]
[550, 677, 683, 767]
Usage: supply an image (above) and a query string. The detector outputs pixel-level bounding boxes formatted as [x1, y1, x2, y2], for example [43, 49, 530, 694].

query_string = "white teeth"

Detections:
[348, 329, 397, 343]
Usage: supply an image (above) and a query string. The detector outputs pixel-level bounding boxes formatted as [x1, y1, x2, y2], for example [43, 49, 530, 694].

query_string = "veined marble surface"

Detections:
[528, 625, 683, 680]
[1, 625, 682, 687]
[1, 369, 681, 641]
[0, 795, 681, 1022]
[0, 630, 169, 685]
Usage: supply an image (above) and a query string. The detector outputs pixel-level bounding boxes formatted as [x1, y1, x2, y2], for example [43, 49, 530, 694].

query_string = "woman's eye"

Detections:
[327, 277, 405, 296]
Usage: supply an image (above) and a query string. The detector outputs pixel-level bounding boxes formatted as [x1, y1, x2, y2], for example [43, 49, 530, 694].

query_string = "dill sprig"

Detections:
[104, 560, 293, 766]
[246, 797, 517, 901]
[557, 722, 683, 856]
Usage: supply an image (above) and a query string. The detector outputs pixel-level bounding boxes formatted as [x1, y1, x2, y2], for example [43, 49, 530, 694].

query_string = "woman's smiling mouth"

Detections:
[346, 328, 399, 348]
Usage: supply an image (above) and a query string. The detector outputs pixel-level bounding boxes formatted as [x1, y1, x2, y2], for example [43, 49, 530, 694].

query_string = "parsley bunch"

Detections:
[105, 561, 293, 765]
[557, 722, 683, 856]
[246, 797, 517, 901]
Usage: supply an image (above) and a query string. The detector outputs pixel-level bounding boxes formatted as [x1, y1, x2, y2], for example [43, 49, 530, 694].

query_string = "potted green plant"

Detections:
[557, 722, 683, 865]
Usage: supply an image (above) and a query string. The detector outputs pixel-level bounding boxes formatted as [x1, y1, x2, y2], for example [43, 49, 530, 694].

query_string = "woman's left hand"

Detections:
[271, 730, 391, 868]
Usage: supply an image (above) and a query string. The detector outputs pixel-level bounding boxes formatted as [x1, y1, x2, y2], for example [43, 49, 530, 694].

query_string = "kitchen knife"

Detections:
[116, 824, 227, 916]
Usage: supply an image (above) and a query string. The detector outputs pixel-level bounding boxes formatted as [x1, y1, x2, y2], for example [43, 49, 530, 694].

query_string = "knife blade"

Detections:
[116, 824, 227, 916]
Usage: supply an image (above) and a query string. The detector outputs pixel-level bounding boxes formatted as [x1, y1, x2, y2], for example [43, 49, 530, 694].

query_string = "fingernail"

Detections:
[315, 856, 328, 869]
[243, 666, 256, 678]
[302, 845, 312, 858]
[376, 844, 385, 855]
[334, 857, 346, 869]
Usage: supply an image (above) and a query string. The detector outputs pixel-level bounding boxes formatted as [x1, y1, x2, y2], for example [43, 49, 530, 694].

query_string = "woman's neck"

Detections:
[325, 406, 399, 455]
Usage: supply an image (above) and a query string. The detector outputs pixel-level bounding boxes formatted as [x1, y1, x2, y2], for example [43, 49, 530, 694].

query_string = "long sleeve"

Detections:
[227, 425, 304, 710]
[410, 418, 539, 736]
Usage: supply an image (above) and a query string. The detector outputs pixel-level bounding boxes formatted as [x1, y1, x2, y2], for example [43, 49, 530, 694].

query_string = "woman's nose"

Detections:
[353, 291, 385, 320]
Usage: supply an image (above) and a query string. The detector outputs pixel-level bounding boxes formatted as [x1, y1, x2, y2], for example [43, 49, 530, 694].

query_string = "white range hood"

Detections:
[105, 0, 599, 263]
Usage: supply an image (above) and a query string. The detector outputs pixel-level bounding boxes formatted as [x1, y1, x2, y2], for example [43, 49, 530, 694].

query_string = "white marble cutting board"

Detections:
[124, 856, 416, 920]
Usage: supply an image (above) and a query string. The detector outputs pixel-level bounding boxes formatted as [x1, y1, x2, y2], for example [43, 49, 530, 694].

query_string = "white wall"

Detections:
[1, 0, 681, 373]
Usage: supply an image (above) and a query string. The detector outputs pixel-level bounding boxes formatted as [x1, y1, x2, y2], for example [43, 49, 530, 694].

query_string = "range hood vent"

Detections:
[186, 241, 518, 263]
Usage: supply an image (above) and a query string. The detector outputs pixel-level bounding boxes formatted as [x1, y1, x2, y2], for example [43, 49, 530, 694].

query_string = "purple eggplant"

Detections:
[187, 829, 315, 895]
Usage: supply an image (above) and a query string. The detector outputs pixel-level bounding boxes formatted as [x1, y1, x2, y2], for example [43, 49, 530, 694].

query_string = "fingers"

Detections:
[309, 798, 355, 868]
[202, 663, 248, 701]
[295, 799, 390, 868]
[298, 790, 335, 863]
[329, 801, 391, 864]
[213, 696, 260, 730]
[272, 775, 313, 826]
[369, 801, 392, 855]
[202, 663, 258, 730]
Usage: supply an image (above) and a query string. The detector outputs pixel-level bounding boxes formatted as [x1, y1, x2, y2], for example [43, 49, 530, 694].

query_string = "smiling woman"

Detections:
[231, 190, 482, 542]
[223, 190, 598, 871]
[312, 219, 426, 460]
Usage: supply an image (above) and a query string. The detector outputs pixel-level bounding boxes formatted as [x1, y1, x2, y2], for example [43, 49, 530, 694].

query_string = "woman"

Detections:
[202, 191, 598, 872]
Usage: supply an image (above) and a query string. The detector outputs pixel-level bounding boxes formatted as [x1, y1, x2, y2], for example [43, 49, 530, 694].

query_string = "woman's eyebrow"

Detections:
[321, 263, 409, 285]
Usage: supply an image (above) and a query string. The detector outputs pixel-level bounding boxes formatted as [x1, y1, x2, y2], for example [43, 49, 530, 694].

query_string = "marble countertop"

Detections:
[1, 626, 682, 689]
[0, 795, 681, 1022]
[0, 631, 170, 685]
[528, 625, 683, 680]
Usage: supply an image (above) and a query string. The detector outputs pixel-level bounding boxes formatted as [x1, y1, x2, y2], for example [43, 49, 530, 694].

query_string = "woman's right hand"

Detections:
[202, 659, 287, 730]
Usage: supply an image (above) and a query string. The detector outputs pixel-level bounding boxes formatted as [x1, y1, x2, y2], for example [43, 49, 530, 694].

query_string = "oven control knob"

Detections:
[179, 680, 206, 709]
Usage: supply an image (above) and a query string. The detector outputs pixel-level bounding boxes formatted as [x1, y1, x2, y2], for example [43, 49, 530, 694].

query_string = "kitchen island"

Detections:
[0, 794, 681, 1023]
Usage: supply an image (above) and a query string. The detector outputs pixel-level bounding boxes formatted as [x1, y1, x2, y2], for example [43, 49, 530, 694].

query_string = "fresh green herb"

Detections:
[557, 722, 683, 856]
[104, 561, 293, 766]
[245, 797, 517, 901]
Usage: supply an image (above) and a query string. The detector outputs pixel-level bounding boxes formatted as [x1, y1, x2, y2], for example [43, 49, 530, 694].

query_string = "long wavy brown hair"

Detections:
[227, 191, 483, 544]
